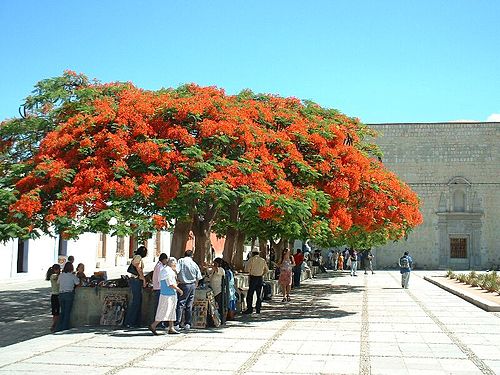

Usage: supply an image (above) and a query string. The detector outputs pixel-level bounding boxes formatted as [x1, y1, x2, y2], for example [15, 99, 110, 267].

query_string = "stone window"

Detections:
[450, 238, 467, 258]
[453, 190, 466, 212]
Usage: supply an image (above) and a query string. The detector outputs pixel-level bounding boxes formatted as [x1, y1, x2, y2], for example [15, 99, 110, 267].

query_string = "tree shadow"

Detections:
[0, 286, 53, 347]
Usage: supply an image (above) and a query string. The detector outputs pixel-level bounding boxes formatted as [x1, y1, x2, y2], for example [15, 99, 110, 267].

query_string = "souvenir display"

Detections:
[100, 294, 128, 326]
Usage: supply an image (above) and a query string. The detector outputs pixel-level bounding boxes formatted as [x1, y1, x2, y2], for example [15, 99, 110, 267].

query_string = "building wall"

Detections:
[0, 231, 173, 280]
[369, 122, 500, 270]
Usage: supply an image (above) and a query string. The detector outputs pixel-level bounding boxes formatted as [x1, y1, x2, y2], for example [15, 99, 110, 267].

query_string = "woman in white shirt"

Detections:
[209, 258, 226, 320]
[149, 257, 183, 335]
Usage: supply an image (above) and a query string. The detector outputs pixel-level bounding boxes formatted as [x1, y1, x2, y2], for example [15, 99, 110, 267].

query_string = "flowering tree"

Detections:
[0, 72, 422, 266]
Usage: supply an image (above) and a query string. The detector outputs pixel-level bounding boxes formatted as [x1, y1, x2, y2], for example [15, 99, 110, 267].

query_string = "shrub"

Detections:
[446, 269, 455, 278]
[457, 273, 467, 283]
[466, 271, 477, 285]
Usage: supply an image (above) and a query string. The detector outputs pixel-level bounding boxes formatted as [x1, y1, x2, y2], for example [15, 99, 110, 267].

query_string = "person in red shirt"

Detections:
[293, 249, 304, 287]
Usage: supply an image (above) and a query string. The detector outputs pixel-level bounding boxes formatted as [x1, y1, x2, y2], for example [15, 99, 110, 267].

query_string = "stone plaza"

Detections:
[1, 270, 499, 375]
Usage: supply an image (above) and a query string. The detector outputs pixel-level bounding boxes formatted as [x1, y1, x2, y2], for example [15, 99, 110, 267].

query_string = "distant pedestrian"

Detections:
[278, 248, 295, 302]
[243, 250, 269, 314]
[56, 262, 80, 332]
[124, 246, 148, 328]
[46, 264, 61, 332]
[149, 257, 183, 335]
[399, 251, 413, 288]
[292, 249, 304, 287]
[350, 250, 358, 276]
[337, 253, 344, 271]
[364, 250, 375, 275]
[175, 250, 203, 331]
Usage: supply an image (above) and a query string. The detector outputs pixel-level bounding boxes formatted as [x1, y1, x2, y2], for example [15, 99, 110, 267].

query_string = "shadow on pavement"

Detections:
[0, 286, 52, 347]
[1, 271, 363, 343]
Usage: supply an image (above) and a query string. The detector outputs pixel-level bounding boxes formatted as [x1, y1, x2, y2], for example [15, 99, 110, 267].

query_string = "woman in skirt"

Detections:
[278, 248, 295, 302]
[149, 257, 183, 335]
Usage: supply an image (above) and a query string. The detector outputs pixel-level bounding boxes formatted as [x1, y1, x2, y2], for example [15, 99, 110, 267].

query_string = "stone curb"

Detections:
[424, 276, 500, 312]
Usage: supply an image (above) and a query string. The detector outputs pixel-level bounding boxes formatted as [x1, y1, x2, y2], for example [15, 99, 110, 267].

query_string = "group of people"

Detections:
[46, 255, 86, 332]
[47, 246, 414, 334]
[125, 246, 238, 335]
[327, 249, 375, 276]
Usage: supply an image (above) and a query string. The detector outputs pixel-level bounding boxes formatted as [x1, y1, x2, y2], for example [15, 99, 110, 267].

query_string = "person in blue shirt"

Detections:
[149, 257, 184, 335]
[399, 251, 413, 288]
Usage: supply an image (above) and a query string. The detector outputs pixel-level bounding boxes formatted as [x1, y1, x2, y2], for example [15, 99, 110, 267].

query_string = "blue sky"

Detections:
[1, 0, 499, 123]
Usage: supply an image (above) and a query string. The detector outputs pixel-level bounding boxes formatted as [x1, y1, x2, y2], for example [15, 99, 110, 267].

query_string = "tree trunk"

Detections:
[232, 230, 246, 271]
[223, 227, 237, 263]
[192, 214, 213, 266]
[170, 219, 193, 259]
[259, 238, 268, 259]
[222, 201, 240, 264]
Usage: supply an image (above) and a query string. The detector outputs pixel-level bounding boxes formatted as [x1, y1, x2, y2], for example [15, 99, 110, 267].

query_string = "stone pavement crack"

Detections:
[359, 275, 371, 375]
[0, 335, 95, 369]
[390, 273, 496, 375]
[234, 319, 295, 375]
[103, 335, 186, 375]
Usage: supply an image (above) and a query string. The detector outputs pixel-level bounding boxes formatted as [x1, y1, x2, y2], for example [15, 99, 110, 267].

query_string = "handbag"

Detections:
[127, 263, 138, 276]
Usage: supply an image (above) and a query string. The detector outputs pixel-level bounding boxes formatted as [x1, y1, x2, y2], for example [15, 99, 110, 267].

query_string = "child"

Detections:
[45, 264, 61, 332]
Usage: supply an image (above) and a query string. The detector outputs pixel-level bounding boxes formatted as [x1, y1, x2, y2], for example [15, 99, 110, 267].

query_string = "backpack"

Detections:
[400, 256, 410, 269]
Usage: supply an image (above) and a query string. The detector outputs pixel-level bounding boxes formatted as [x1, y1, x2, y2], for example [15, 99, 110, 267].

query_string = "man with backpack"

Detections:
[399, 251, 413, 288]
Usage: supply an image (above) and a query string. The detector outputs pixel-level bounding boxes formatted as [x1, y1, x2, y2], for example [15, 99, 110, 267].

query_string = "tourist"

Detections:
[350, 250, 358, 276]
[278, 248, 295, 302]
[243, 250, 269, 314]
[209, 257, 226, 320]
[124, 246, 148, 328]
[46, 264, 61, 332]
[292, 249, 304, 287]
[149, 257, 183, 335]
[337, 253, 344, 271]
[56, 262, 80, 332]
[221, 259, 237, 320]
[364, 250, 375, 275]
[174, 250, 203, 331]
[399, 251, 413, 288]
[75, 263, 87, 282]
[152, 253, 168, 328]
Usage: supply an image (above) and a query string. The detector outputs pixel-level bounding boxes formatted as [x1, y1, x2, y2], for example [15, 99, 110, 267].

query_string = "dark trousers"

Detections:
[293, 265, 302, 287]
[246, 275, 263, 312]
[124, 278, 142, 327]
[175, 283, 196, 326]
[57, 291, 74, 331]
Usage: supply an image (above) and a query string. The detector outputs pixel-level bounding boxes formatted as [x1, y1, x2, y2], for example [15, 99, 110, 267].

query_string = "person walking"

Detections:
[56, 262, 80, 332]
[152, 253, 168, 328]
[337, 253, 344, 271]
[292, 249, 304, 288]
[350, 250, 358, 276]
[174, 250, 203, 331]
[278, 248, 295, 302]
[124, 246, 148, 328]
[149, 257, 183, 335]
[364, 249, 375, 275]
[399, 251, 413, 288]
[243, 250, 269, 314]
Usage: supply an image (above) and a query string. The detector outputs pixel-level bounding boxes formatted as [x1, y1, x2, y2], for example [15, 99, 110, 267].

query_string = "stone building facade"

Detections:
[369, 122, 500, 270]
